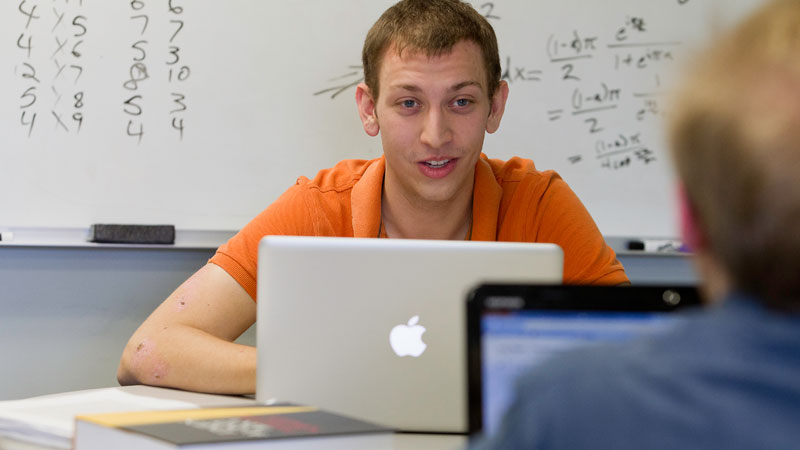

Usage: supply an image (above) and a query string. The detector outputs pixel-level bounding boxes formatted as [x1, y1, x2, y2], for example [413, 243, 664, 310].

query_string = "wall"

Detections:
[0, 246, 253, 400]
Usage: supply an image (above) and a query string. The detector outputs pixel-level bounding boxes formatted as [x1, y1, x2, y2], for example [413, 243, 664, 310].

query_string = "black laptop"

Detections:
[466, 284, 702, 436]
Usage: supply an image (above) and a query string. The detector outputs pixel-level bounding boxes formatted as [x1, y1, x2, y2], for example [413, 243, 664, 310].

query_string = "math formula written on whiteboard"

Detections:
[11, 0, 192, 144]
[537, 12, 669, 171]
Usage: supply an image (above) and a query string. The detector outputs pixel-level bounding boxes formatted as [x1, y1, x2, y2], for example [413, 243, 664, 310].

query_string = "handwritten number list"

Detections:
[12, 1, 192, 144]
[124, 0, 191, 144]
[15, 0, 87, 138]
[167, 0, 189, 141]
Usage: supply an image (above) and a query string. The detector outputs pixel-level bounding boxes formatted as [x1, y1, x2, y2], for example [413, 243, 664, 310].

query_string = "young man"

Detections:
[471, 1, 800, 448]
[117, 0, 627, 395]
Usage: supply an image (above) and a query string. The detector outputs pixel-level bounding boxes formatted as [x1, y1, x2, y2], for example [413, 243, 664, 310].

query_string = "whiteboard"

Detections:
[1, 0, 763, 237]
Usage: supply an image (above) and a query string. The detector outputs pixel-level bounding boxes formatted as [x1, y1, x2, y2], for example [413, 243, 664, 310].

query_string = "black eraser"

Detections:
[89, 224, 175, 245]
[627, 240, 645, 251]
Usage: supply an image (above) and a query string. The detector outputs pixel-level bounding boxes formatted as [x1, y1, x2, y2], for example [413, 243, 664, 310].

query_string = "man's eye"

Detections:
[402, 99, 418, 108]
[454, 98, 471, 107]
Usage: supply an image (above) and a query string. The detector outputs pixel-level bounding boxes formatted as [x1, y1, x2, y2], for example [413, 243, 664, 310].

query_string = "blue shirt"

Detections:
[470, 294, 800, 449]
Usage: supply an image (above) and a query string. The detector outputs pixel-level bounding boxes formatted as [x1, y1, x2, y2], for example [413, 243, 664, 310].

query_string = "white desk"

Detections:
[1, 435, 467, 450]
[395, 433, 467, 449]
[0, 386, 467, 450]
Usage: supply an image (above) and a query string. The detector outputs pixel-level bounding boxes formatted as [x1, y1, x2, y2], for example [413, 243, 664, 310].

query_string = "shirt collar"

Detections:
[350, 154, 503, 240]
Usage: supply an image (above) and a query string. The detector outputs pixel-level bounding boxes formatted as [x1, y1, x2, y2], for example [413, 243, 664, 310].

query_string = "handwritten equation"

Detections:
[314, 1, 694, 172]
[12, 0, 192, 144]
[534, 12, 680, 171]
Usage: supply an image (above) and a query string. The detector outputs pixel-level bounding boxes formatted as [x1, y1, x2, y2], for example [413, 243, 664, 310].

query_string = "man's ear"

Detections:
[356, 83, 380, 137]
[486, 80, 509, 134]
[678, 183, 706, 252]
[678, 184, 730, 302]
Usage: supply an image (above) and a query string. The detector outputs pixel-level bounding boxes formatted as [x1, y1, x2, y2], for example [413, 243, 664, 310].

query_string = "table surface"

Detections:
[0, 435, 467, 450]
[0, 386, 468, 450]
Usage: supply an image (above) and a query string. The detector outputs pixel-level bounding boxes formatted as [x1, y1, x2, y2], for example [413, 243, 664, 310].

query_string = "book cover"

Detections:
[74, 405, 393, 449]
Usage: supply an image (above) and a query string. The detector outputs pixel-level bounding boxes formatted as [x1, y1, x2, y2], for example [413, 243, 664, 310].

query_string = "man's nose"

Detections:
[419, 108, 453, 149]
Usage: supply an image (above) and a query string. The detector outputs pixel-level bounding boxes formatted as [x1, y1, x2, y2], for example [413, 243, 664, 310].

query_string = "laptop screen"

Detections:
[466, 285, 701, 436]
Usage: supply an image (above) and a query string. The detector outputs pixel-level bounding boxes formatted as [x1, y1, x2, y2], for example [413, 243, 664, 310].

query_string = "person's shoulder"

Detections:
[294, 158, 379, 193]
[480, 155, 571, 206]
[482, 154, 561, 185]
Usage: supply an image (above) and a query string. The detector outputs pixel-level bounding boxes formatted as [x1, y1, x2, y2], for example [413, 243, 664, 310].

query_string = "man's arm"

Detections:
[117, 263, 257, 394]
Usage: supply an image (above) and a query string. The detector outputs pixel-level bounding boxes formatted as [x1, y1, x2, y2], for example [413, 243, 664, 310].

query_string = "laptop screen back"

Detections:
[257, 236, 564, 433]
[467, 284, 702, 435]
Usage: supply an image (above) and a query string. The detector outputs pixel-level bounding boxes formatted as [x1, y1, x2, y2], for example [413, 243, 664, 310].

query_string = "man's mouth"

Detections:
[424, 159, 451, 168]
[417, 158, 458, 179]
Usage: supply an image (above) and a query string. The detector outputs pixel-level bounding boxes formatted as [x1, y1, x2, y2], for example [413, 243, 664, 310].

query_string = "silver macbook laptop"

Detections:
[255, 236, 563, 433]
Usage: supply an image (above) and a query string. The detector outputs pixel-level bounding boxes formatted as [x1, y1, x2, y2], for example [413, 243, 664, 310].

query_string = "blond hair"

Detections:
[669, 0, 800, 308]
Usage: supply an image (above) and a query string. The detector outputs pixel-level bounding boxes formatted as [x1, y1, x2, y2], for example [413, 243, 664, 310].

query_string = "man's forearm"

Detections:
[118, 323, 256, 395]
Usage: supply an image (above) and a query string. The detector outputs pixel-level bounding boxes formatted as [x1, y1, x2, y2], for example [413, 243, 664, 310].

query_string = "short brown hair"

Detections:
[362, 0, 501, 100]
[669, 0, 800, 309]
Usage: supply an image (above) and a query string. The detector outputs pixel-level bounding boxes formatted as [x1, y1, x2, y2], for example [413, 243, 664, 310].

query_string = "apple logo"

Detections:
[389, 315, 427, 357]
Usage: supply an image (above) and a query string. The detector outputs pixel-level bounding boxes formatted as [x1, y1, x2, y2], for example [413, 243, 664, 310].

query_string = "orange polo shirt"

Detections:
[210, 155, 628, 300]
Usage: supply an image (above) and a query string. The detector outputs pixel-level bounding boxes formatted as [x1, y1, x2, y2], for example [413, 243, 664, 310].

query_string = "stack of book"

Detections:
[0, 387, 219, 449]
[74, 404, 394, 449]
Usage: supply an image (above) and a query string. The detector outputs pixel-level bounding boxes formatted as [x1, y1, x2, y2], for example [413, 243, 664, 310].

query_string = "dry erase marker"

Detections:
[644, 239, 683, 252]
